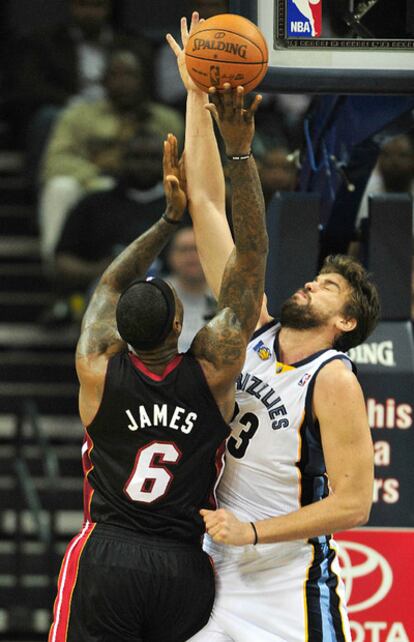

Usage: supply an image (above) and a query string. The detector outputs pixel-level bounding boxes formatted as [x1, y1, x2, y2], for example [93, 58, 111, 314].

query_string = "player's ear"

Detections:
[173, 317, 182, 338]
[337, 316, 357, 334]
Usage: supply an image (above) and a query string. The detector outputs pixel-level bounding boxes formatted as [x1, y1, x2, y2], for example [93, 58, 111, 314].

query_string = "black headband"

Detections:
[116, 277, 176, 350]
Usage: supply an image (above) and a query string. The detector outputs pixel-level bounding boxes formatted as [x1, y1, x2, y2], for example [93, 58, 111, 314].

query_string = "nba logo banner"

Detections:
[286, 0, 322, 38]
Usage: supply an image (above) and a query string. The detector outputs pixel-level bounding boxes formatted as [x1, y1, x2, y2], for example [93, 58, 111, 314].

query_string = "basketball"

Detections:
[185, 13, 268, 94]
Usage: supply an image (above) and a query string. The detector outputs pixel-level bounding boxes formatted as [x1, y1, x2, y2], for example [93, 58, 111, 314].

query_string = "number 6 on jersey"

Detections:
[124, 441, 182, 503]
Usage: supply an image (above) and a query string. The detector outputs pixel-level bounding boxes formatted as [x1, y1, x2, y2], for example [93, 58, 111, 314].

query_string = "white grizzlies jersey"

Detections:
[200, 320, 354, 642]
[217, 320, 354, 523]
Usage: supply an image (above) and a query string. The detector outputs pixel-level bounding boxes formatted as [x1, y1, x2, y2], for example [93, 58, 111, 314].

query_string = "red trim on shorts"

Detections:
[82, 430, 95, 522]
[129, 353, 183, 381]
[48, 522, 96, 642]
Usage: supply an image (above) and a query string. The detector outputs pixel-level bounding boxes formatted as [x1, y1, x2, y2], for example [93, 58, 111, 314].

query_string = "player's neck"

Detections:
[278, 326, 333, 365]
[133, 347, 179, 375]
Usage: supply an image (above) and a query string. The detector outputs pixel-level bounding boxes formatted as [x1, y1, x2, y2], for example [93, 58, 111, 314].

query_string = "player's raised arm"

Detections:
[167, 13, 233, 299]
[167, 14, 272, 327]
[206, 84, 266, 333]
[190, 86, 268, 419]
[75, 135, 186, 422]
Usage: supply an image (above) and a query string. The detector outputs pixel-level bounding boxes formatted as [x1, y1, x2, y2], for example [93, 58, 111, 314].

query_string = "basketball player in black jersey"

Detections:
[48, 87, 268, 642]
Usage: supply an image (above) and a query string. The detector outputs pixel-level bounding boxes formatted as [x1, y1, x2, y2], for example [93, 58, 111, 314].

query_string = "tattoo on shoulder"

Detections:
[77, 322, 123, 358]
[193, 310, 245, 368]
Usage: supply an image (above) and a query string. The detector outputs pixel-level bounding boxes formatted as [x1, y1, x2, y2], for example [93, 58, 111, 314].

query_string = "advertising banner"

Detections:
[347, 322, 414, 526]
[336, 529, 413, 642]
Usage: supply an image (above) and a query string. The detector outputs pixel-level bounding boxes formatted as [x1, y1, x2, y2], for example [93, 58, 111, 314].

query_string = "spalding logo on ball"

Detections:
[185, 14, 269, 93]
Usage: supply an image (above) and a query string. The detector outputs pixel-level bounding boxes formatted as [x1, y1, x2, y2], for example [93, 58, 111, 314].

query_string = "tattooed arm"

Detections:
[76, 134, 186, 425]
[167, 13, 272, 329]
[191, 86, 268, 421]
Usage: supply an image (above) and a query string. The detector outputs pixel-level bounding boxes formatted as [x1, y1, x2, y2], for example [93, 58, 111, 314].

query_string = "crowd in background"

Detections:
[0, 0, 413, 332]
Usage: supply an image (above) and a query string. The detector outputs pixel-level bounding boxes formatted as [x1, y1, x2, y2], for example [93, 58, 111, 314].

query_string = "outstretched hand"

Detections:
[206, 84, 262, 157]
[166, 12, 203, 93]
[163, 133, 187, 221]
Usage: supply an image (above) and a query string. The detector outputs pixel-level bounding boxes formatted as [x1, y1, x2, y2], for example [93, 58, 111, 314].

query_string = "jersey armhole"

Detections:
[185, 354, 231, 438]
[304, 354, 355, 439]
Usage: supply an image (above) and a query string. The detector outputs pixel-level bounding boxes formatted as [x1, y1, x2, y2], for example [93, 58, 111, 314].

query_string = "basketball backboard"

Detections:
[229, 0, 414, 93]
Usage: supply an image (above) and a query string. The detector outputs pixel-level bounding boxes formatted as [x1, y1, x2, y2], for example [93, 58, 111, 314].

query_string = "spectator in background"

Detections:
[354, 134, 414, 260]
[357, 134, 414, 227]
[165, 227, 216, 352]
[38, 44, 184, 265]
[254, 93, 311, 152]
[224, 145, 297, 220]
[43, 131, 173, 325]
[7, 0, 143, 181]
[257, 145, 298, 207]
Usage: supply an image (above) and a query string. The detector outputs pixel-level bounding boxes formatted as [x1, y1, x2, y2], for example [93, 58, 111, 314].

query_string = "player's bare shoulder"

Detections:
[315, 357, 357, 390]
[313, 357, 366, 423]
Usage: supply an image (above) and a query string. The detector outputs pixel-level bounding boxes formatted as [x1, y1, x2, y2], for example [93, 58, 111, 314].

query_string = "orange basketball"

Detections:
[185, 13, 268, 94]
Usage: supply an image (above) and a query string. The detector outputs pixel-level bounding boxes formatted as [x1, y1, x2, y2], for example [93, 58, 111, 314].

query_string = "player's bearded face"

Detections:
[280, 290, 331, 330]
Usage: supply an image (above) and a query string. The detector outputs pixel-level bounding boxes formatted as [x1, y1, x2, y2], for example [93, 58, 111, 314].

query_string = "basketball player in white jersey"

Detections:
[168, 14, 380, 642]
[292, 0, 320, 36]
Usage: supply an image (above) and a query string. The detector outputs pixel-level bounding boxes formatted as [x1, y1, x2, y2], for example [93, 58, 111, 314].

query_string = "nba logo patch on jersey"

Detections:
[286, 0, 322, 38]
[298, 372, 312, 386]
[253, 340, 271, 360]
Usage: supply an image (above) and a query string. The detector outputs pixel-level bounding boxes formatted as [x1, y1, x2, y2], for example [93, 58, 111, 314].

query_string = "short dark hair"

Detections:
[116, 281, 173, 352]
[320, 254, 381, 352]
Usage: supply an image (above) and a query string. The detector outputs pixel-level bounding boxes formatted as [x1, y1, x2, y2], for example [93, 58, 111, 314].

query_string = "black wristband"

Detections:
[162, 212, 180, 226]
[250, 521, 258, 545]
[226, 152, 252, 161]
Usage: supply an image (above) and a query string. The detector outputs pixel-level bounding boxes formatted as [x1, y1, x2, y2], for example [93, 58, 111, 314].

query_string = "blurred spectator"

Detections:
[155, 0, 229, 110]
[356, 134, 414, 230]
[223, 146, 297, 220]
[255, 93, 311, 151]
[348, 135, 414, 280]
[257, 146, 298, 207]
[165, 227, 216, 352]
[43, 130, 169, 325]
[7, 0, 143, 174]
[38, 43, 184, 264]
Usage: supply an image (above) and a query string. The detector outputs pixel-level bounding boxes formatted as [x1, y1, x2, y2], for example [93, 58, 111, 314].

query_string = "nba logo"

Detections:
[286, 0, 322, 38]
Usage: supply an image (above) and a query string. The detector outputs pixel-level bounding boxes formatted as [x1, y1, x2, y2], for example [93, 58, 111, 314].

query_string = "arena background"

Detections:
[0, 1, 412, 640]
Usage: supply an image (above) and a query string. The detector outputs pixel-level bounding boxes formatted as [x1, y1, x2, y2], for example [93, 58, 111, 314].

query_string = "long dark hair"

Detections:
[320, 254, 381, 351]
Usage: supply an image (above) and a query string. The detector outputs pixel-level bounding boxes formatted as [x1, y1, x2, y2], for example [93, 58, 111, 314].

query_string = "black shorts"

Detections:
[49, 522, 215, 642]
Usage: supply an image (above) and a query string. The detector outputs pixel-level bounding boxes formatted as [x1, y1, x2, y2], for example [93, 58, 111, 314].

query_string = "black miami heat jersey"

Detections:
[82, 351, 230, 544]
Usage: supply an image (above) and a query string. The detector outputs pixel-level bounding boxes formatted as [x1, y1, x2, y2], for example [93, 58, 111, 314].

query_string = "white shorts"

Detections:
[188, 537, 351, 642]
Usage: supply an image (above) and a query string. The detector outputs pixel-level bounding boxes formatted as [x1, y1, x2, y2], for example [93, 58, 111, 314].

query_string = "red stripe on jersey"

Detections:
[208, 440, 227, 509]
[129, 353, 183, 381]
[48, 522, 95, 642]
[82, 430, 95, 522]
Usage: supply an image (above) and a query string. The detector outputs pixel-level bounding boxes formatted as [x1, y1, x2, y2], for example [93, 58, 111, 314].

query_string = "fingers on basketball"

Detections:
[184, 14, 268, 94]
[206, 87, 222, 121]
[245, 93, 262, 121]
[189, 11, 200, 35]
[180, 16, 189, 46]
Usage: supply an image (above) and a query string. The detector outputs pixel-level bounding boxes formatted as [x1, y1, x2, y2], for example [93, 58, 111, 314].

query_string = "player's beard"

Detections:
[280, 293, 330, 330]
